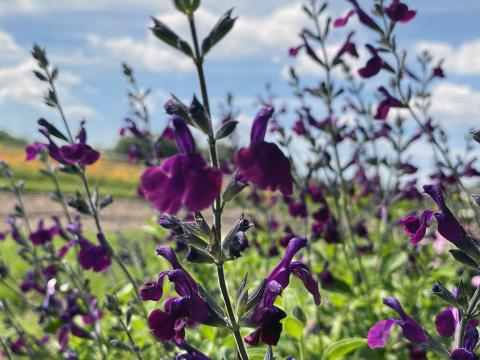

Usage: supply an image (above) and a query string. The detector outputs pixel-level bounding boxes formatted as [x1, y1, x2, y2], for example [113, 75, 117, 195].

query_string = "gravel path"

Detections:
[0, 191, 240, 232]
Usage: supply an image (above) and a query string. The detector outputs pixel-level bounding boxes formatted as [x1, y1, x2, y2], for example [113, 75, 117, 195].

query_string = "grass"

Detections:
[0, 144, 142, 198]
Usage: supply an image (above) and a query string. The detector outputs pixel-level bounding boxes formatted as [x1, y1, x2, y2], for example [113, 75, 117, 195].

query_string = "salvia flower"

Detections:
[435, 306, 478, 338]
[143, 246, 210, 342]
[174, 339, 212, 360]
[374, 87, 404, 120]
[384, 0, 416, 23]
[451, 328, 479, 360]
[333, 31, 359, 65]
[78, 232, 111, 272]
[333, 9, 355, 28]
[358, 46, 392, 78]
[422, 185, 480, 263]
[236, 107, 293, 196]
[346, 0, 382, 32]
[141, 116, 222, 213]
[25, 142, 47, 161]
[245, 237, 320, 346]
[398, 210, 434, 245]
[59, 123, 100, 166]
[29, 219, 59, 245]
[367, 296, 426, 349]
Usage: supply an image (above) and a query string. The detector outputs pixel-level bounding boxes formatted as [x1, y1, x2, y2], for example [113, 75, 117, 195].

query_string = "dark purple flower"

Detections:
[435, 307, 459, 337]
[374, 87, 404, 120]
[432, 63, 445, 78]
[435, 306, 478, 338]
[141, 116, 222, 214]
[398, 210, 434, 245]
[358, 46, 392, 78]
[58, 123, 100, 166]
[367, 297, 426, 348]
[29, 219, 59, 245]
[451, 328, 479, 360]
[285, 197, 307, 218]
[292, 118, 307, 135]
[333, 31, 359, 65]
[347, 0, 382, 32]
[144, 246, 209, 342]
[174, 339, 212, 360]
[78, 233, 111, 272]
[384, 0, 416, 23]
[423, 185, 469, 247]
[236, 107, 293, 196]
[140, 281, 163, 301]
[245, 238, 320, 346]
[333, 9, 355, 28]
[60, 143, 100, 166]
[25, 142, 47, 161]
[244, 306, 286, 346]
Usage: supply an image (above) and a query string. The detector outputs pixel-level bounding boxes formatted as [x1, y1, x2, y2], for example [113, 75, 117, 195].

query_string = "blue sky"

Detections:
[0, 0, 479, 154]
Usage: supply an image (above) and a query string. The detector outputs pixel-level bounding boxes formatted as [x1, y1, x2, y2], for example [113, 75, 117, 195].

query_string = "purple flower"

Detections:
[374, 87, 403, 120]
[78, 233, 111, 272]
[141, 116, 222, 214]
[292, 118, 307, 135]
[451, 328, 479, 360]
[244, 306, 286, 346]
[346, 0, 382, 32]
[435, 306, 478, 338]
[384, 0, 416, 23]
[432, 63, 445, 78]
[236, 107, 293, 196]
[333, 9, 355, 28]
[398, 210, 434, 245]
[60, 143, 100, 166]
[245, 238, 320, 346]
[358, 46, 392, 78]
[174, 339, 212, 360]
[25, 143, 47, 161]
[59, 123, 100, 166]
[435, 307, 459, 337]
[423, 185, 472, 249]
[333, 31, 359, 65]
[29, 219, 59, 245]
[143, 246, 209, 342]
[367, 297, 426, 348]
[140, 281, 163, 301]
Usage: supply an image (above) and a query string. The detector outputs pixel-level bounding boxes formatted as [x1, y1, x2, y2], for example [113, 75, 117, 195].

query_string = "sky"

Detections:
[0, 0, 480, 156]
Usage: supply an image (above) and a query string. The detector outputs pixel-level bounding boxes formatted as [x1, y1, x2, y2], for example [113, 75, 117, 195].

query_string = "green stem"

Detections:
[63, 263, 107, 360]
[457, 285, 480, 348]
[77, 170, 147, 317]
[119, 318, 143, 360]
[188, 13, 249, 360]
[0, 334, 13, 360]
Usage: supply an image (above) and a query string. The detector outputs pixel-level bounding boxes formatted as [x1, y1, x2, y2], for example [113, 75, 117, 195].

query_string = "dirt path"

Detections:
[0, 191, 241, 232]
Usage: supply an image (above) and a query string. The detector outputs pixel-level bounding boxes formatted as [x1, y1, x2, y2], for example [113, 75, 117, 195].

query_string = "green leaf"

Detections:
[322, 338, 366, 360]
[150, 17, 193, 57]
[283, 316, 303, 341]
[201, 9, 236, 56]
[216, 120, 238, 139]
[38, 118, 69, 142]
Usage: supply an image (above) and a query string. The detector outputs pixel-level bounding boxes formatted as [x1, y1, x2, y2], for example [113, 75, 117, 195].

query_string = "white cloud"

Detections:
[0, 29, 24, 62]
[86, 33, 192, 73]
[64, 104, 98, 120]
[430, 83, 480, 127]
[0, 30, 97, 119]
[0, 60, 43, 107]
[416, 39, 480, 75]
[0, 0, 170, 15]
[155, 3, 306, 60]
